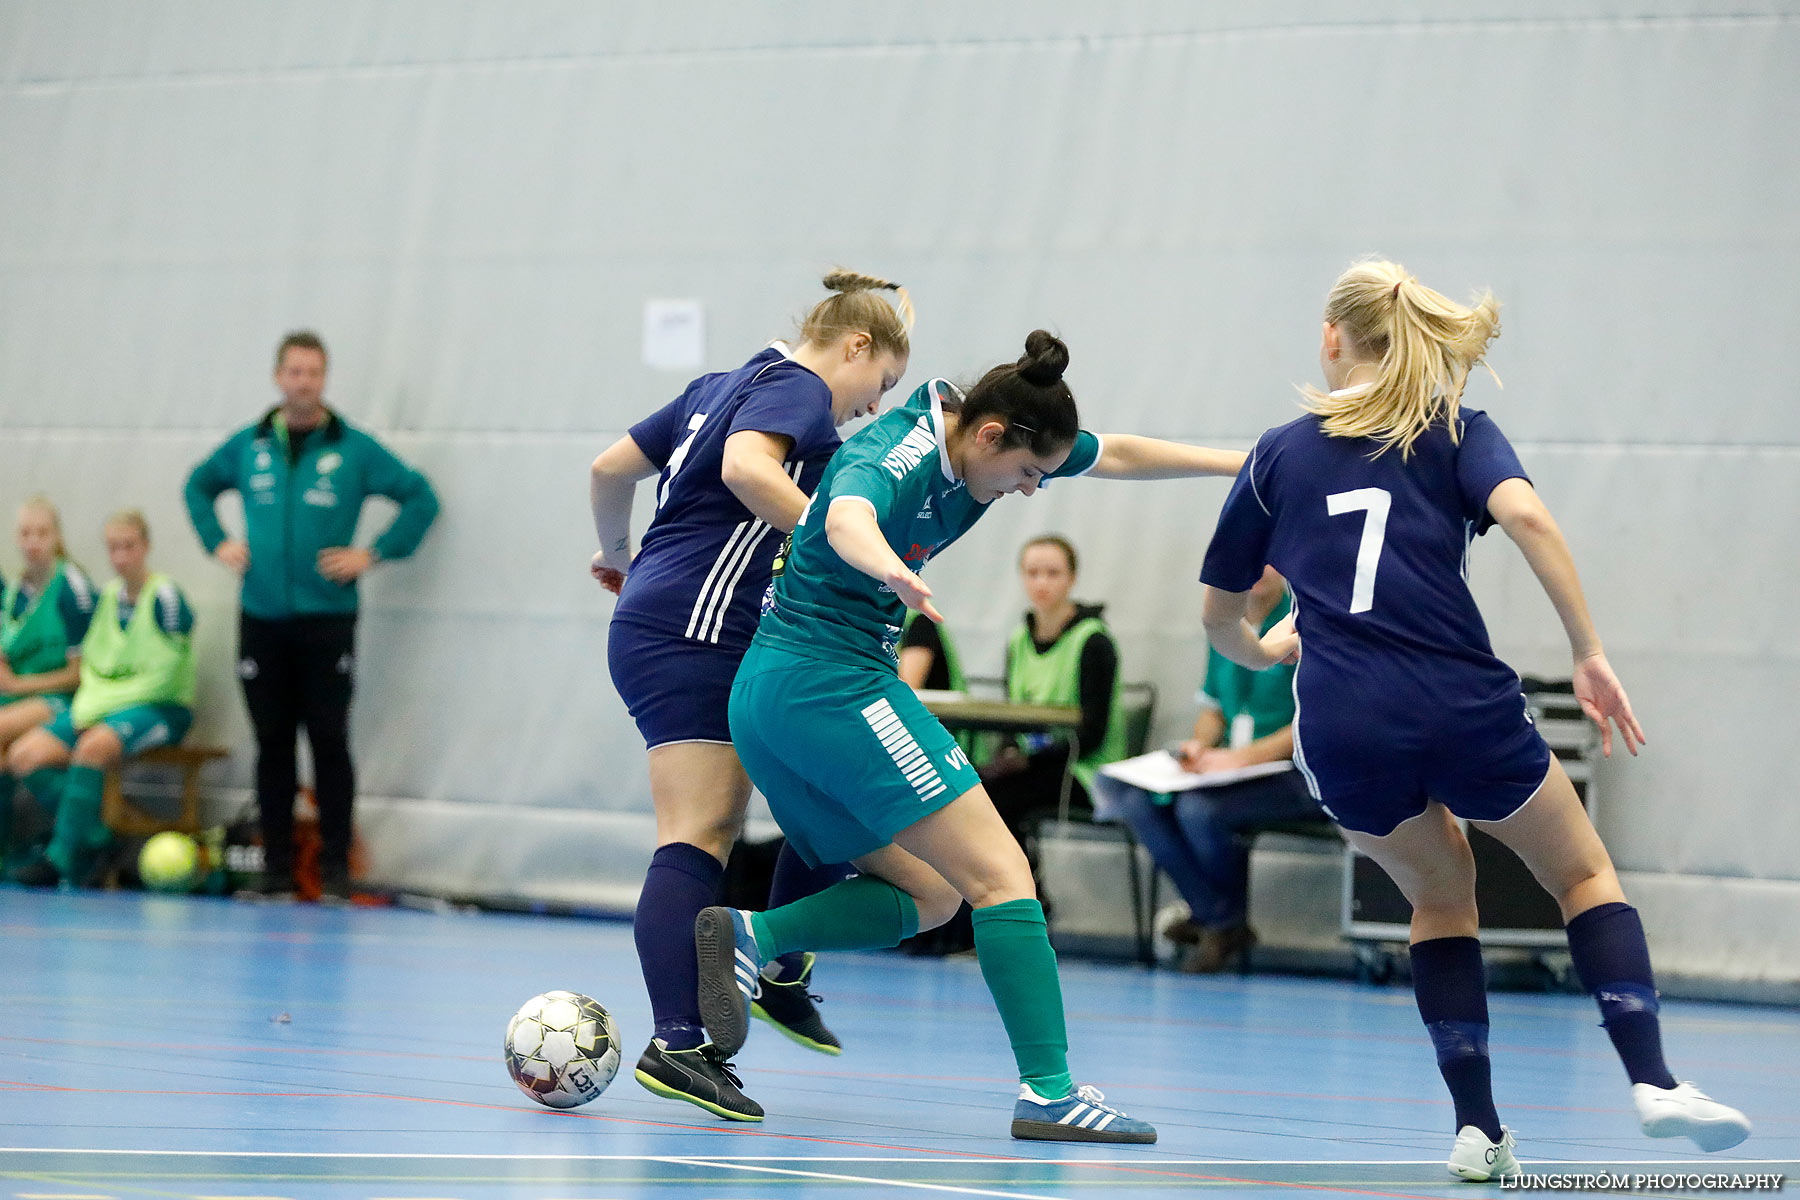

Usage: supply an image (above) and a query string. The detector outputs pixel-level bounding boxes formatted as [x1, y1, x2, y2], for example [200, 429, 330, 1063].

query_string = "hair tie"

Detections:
[1392, 280, 1403, 299]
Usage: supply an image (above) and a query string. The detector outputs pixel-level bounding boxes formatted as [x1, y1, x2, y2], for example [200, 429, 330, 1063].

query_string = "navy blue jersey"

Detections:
[615, 343, 840, 651]
[1200, 406, 1531, 750]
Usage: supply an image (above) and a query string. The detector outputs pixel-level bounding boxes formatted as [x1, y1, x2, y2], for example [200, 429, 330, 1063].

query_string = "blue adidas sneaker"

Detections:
[696, 906, 764, 1057]
[1011, 1083, 1157, 1144]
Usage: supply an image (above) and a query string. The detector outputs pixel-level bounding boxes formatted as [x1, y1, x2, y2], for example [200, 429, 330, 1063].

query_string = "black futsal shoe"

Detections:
[233, 870, 297, 902]
[752, 952, 843, 1055]
[634, 1039, 764, 1122]
[5, 855, 61, 888]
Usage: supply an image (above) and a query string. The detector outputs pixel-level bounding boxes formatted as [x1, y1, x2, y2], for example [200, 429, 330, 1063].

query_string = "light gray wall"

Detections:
[2, 3, 1794, 981]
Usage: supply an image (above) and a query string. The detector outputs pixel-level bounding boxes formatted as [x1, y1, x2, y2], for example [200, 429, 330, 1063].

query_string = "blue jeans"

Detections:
[1097, 770, 1323, 929]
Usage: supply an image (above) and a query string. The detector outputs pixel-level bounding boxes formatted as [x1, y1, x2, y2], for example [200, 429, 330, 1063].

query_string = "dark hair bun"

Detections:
[1017, 329, 1069, 387]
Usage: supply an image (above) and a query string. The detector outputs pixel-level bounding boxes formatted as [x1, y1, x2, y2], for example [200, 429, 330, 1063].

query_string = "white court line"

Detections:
[654, 1157, 1066, 1200]
[0, 1149, 1793, 1166]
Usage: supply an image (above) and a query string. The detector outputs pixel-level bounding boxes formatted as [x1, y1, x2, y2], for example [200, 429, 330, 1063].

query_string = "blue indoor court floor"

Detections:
[2, 891, 1794, 1199]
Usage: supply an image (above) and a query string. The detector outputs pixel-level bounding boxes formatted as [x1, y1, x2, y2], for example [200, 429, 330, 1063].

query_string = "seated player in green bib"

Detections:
[695, 331, 1244, 1142]
[6, 511, 196, 889]
[0, 497, 98, 867]
[984, 534, 1128, 837]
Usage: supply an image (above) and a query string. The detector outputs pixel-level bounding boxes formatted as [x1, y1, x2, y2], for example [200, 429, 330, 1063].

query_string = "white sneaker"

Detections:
[1633, 1081, 1752, 1151]
[1447, 1125, 1519, 1182]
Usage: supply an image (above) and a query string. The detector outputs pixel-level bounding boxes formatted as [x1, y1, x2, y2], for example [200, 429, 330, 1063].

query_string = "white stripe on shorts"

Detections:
[686, 520, 756, 640]
[861, 697, 948, 803]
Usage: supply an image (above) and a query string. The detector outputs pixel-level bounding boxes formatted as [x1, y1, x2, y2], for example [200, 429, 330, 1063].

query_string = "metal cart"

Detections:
[1340, 679, 1599, 985]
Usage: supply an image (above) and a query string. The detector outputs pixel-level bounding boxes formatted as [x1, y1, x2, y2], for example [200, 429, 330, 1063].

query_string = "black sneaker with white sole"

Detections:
[633, 1039, 763, 1121]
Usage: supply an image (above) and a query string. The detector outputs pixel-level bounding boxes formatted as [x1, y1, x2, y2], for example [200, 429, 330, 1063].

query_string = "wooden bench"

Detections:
[101, 745, 230, 836]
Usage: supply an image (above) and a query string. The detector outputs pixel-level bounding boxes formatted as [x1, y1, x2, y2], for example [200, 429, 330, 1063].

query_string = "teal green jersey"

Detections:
[753, 378, 1101, 671]
[184, 408, 438, 619]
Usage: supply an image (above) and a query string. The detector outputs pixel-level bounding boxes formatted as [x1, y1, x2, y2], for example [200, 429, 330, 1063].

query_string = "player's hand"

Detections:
[317, 546, 374, 583]
[0, 659, 19, 696]
[214, 540, 251, 572]
[1192, 747, 1253, 774]
[1572, 651, 1645, 758]
[1258, 612, 1300, 667]
[884, 567, 944, 624]
[591, 549, 630, 595]
[1174, 739, 1208, 771]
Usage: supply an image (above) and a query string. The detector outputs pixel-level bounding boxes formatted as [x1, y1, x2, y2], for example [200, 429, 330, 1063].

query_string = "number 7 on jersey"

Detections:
[1326, 487, 1391, 614]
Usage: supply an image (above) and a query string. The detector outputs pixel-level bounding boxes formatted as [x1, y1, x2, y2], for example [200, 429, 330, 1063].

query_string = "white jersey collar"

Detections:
[928, 379, 963, 484]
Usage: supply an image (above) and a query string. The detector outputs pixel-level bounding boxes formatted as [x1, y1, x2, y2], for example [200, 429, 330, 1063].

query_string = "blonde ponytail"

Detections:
[1302, 260, 1501, 457]
[799, 269, 914, 358]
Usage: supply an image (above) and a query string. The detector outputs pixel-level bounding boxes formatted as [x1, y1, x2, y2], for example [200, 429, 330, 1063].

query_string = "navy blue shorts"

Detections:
[607, 618, 740, 749]
[1292, 687, 1553, 838]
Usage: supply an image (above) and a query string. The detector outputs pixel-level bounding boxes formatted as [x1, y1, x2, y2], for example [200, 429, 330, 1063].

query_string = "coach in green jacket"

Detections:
[185, 330, 439, 900]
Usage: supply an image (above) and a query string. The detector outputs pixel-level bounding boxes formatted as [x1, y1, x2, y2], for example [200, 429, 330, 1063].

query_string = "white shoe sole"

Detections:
[1642, 1111, 1751, 1152]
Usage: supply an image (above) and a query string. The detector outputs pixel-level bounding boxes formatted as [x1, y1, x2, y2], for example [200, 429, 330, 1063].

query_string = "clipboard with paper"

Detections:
[1096, 749, 1293, 806]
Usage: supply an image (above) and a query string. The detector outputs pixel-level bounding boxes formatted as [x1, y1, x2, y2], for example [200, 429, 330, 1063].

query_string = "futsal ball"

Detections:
[503, 990, 620, 1109]
[138, 831, 202, 892]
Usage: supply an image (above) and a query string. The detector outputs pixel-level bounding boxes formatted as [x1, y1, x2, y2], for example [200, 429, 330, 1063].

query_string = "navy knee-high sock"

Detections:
[634, 842, 724, 1051]
[1411, 937, 1503, 1141]
[1565, 902, 1677, 1089]
[766, 840, 854, 982]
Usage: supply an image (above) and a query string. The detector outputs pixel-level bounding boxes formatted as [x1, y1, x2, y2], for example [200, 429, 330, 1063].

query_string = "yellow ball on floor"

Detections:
[139, 831, 201, 892]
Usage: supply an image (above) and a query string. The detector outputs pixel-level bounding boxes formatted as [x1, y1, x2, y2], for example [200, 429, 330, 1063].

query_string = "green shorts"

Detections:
[47, 703, 193, 756]
[729, 641, 982, 867]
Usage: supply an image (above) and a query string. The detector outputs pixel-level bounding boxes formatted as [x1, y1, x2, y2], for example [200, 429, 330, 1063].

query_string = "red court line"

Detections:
[1, 1081, 350, 1098]
[0, 1033, 489, 1063]
[0, 1077, 1039, 1160]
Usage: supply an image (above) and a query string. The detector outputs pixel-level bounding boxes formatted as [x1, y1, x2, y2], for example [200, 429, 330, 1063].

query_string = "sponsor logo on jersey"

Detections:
[880, 423, 937, 480]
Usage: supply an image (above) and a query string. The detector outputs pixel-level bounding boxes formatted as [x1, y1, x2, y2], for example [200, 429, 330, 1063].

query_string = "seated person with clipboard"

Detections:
[1093, 566, 1322, 973]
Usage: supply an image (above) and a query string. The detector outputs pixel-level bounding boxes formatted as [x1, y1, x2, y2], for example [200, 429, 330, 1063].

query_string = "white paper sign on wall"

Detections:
[642, 299, 705, 370]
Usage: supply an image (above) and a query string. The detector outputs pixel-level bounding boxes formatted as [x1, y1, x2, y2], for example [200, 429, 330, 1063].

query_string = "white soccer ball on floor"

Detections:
[503, 990, 621, 1109]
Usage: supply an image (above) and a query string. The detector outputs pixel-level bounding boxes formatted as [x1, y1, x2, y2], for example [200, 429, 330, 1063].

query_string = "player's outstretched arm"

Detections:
[1089, 435, 1246, 480]
[1487, 477, 1646, 757]
[589, 435, 658, 593]
[823, 498, 944, 623]
[721, 430, 808, 533]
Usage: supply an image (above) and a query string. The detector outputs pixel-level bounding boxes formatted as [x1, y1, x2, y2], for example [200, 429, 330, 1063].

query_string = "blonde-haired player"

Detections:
[1199, 259, 1750, 1179]
[590, 271, 912, 1120]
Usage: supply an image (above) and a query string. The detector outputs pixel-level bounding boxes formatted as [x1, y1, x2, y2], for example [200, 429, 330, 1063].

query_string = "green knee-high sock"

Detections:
[22, 767, 66, 807]
[46, 764, 107, 878]
[972, 898, 1074, 1100]
[750, 875, 920, 959]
